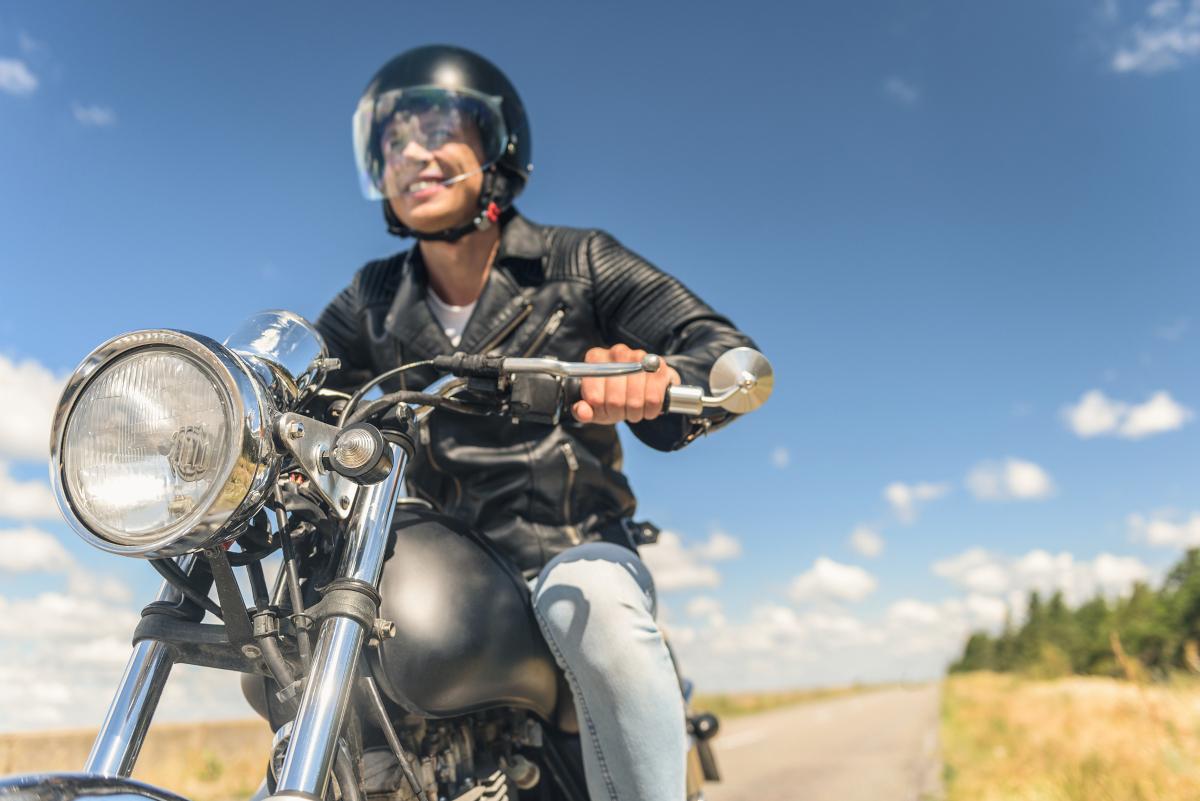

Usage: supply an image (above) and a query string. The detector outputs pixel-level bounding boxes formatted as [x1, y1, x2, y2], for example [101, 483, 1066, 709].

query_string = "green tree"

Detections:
[950, 632, 996, 672]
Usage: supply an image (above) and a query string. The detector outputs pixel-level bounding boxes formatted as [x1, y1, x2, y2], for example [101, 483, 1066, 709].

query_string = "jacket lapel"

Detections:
[383, 251, 454, 359]
[383, 212, 549, 358]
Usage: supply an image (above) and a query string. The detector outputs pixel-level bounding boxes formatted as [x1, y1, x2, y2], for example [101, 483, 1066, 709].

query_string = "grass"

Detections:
[942, 671, 1200, 801]
[694, 682, 895, 719]
[0, 719, 274, 801]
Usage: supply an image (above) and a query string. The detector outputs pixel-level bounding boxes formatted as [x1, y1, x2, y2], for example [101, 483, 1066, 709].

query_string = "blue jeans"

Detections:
[531, 542, 686, 801]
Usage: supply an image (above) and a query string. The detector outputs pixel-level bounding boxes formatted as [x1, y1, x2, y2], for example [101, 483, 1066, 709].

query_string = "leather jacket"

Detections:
[316, 212, 757, 575]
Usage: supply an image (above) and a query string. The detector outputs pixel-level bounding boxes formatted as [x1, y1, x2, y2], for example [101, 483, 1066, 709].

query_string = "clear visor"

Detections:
[353, 86, 508, 201]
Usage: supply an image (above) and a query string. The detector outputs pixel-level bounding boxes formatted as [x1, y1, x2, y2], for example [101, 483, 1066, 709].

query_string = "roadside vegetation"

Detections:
[942, 672, 1200, 800]
[949, 549, 1200, 680]
[0, 720, 272, 801]
[943, 548, 1200, 800]
[694, 683, 889, 719]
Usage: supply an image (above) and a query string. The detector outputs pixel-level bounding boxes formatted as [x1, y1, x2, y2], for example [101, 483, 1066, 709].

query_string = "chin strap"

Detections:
[384, 168, 510, 243]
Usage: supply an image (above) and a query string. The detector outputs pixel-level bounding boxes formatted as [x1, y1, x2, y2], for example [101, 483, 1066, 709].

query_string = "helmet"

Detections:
[353, 45, 533, 242]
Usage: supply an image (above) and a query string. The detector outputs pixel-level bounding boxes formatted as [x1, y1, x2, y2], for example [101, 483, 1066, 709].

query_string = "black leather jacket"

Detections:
[316, 212, 756, 575]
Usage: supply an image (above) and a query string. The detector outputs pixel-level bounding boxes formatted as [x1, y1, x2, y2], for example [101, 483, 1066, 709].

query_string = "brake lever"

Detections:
[503, 354, 661, 377]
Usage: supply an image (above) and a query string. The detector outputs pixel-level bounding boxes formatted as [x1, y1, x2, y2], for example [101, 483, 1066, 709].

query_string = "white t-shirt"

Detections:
[427, 290, 477, 348]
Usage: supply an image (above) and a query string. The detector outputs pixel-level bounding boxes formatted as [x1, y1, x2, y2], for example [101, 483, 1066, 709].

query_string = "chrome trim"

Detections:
[49, 329, 279, 558]
[83, 641, 174, 778]
[273, 444, 409, 797]
[276, 413, 360, 519]
[0, 773, 192, 801]
[224, 310, 332, 406]
[85, 555, 195, 777]
[502, 354, 660, 377]
[272, 377, 461, 798]
[272, 617, 366, 798]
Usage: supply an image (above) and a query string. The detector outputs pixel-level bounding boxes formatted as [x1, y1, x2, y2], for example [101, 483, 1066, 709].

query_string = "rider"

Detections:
[318, 44, 757, 801]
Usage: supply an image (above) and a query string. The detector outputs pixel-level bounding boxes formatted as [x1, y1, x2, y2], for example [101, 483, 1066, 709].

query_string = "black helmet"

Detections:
[353, 45, 532, 242]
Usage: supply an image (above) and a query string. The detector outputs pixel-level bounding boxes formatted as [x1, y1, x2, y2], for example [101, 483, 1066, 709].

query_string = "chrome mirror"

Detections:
[708, 347, 774, 413]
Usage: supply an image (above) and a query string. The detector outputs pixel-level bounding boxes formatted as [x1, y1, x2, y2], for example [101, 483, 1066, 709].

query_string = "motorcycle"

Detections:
[0, 310, 773, 801]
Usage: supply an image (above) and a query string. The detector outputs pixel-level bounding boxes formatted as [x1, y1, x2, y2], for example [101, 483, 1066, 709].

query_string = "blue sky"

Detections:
[1, 0, 1199, 729]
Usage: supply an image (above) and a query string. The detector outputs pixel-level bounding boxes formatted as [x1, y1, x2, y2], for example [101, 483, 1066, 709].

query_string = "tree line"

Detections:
[949, 549, 1200, 679]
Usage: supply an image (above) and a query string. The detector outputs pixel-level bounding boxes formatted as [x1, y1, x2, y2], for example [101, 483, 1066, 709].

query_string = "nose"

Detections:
[400, 139, 434, 165]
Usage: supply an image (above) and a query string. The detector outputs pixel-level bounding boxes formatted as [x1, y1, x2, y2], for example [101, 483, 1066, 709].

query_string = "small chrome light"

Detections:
[50, 328, 279, 558]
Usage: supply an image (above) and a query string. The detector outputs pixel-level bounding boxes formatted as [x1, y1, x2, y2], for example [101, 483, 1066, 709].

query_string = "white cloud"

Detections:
[882, 76, 921, 106]
[1128, 510, 1200, 547]
[0, 526, 70, 572]
[1063, 390, 1126, 437]
[789, 557, 877, 604]
[1123, 392, 1193, 437]
[0, 354, 65, 461]
[642, 531, 720, 590]
[695, 530, 742, 561]
[770, 446, 790, 469]
[72, 103, 118, 128]
[0, 58, 37, 96]
[665, 594, 995, 691]
[0, 525, 130, 601]
[965, 458, 1055, 501]
[848, 525, 884, 558]
[883, 481, 950, 523]
[932, 546, 1150, 606]
[0, 462, 59, 520]
[1063, 389, 1192, 439]
[1110, 0, 1200, 73]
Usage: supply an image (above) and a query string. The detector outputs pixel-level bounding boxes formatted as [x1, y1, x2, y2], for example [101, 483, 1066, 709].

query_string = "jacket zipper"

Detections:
[559, 440, 579, 526]
[523, 304, 569, 357]
[476, 303, 534, 355]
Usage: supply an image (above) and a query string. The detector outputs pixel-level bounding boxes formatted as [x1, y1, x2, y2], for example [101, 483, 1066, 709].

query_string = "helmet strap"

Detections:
[384, 167, 511, 243]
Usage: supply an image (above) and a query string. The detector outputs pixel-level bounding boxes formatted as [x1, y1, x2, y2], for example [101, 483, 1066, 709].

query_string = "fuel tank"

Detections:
[369, 507, 560, 720]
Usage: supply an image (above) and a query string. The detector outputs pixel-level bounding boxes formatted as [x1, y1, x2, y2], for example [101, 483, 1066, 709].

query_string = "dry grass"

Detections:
[0, 719, 273, 801]
[942, 672, 1200, 801]
[694, 683, 891, 719]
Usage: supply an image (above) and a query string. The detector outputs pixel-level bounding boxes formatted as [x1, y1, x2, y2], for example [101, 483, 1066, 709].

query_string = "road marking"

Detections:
[717, 729, 766, 750]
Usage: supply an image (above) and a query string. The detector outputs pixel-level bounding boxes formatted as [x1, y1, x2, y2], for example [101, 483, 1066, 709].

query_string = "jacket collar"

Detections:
[384, 211, 544, 359]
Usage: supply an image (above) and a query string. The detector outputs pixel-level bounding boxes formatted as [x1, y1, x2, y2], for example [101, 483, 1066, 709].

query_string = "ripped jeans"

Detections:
[530, 542, 686, 801]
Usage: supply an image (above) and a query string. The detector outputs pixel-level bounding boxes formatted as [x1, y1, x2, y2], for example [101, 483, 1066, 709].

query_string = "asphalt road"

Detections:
[703, 685, 943, 801]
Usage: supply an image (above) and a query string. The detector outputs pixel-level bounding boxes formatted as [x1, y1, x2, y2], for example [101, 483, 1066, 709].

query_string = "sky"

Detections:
[1, 0, 1199, 731]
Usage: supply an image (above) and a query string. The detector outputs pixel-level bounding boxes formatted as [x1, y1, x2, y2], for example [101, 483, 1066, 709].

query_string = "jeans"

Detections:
[531, 542, 686, 801]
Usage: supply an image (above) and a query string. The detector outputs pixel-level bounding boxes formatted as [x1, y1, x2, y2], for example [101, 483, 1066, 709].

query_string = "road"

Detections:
[703, 684, 942, 801]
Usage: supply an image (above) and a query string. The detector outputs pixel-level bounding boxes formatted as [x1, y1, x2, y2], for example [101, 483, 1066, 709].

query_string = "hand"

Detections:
[571, 344, 681, 424]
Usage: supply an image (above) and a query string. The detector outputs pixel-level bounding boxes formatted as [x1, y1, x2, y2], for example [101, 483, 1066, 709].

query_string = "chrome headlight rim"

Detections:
[50, 329, 278, 559]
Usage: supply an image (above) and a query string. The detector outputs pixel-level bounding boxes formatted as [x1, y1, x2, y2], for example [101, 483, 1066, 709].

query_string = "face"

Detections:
[381, 110, 487, 233]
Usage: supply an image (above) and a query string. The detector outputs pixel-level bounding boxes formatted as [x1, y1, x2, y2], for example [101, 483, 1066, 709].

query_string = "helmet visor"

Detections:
[353, 86, 508, 201]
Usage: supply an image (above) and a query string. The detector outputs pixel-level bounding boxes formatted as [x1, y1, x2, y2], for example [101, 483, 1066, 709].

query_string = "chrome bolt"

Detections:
[339, 496, 351, 510]
[286, 420, 305, 440]
[241, 644, 262, 660]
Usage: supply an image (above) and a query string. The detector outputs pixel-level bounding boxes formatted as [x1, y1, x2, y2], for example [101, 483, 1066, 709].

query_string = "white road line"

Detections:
[716, 729, 766, 750]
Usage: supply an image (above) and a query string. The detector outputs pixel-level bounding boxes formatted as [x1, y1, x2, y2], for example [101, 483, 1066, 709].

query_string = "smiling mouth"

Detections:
[406, 179, 445, 194]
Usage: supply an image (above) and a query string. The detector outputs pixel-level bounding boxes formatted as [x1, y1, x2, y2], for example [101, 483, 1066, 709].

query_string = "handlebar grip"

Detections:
[567, 379, 704, 415]
[666, 385, 705, 415]
[563, 377, 583, 409]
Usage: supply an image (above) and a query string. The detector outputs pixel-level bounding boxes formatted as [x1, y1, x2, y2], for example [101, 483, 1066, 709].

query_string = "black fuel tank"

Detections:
[369, 508, 559, 720]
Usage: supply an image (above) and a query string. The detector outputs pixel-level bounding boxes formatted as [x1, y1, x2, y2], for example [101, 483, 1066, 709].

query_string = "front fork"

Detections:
[84, 442, 411, 800]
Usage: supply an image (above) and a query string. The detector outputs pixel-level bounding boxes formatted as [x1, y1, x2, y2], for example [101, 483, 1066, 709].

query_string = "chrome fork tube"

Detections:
[85, 554, 197, 777]
[272, 444, 409, 799]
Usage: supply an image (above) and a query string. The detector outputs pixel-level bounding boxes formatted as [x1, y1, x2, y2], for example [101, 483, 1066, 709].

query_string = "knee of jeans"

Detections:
[533, 550, 660, 663]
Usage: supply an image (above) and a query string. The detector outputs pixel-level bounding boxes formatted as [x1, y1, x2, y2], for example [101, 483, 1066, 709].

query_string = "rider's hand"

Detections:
[571, 344, 681, 424]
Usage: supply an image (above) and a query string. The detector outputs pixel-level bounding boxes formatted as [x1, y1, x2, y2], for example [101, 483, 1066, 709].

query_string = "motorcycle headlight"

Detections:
[50, 329, 279, 558]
